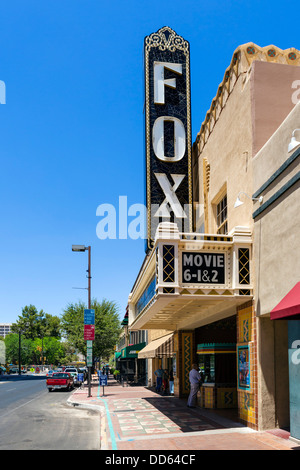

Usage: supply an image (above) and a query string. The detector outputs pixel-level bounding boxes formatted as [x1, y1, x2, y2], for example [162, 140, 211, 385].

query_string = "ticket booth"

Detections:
[197, 343, 237, 409]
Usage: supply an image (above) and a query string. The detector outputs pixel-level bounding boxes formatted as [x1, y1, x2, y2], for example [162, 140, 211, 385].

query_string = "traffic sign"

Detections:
[87, 358, 93, 367]
[77, 373, 84, 382]
[84, 309, 95, 325]
[84, 324, 95, 340]
[99, 375, 108, 386]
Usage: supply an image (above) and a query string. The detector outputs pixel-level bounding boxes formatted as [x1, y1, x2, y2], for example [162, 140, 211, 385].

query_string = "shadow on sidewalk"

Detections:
[102, 377, 243, 433]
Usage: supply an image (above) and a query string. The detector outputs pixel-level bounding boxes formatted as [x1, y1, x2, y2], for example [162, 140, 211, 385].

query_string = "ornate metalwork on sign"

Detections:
[162, 244, 175, 283]
[238, 248, 250, 285]
[144, 26, 193, 251]
[238, 248, 250, 296]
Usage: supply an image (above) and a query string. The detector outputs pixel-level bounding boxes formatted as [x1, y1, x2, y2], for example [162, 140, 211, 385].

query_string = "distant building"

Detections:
[0, 323, 12, 338]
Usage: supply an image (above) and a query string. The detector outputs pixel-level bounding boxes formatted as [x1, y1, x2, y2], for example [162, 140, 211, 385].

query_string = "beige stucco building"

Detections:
[128, 41, 300, 432]
[252, 99, 300, 437]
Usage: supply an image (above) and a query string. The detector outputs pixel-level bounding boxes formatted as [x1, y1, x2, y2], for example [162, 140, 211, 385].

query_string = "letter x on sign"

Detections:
[154, 173, 186, 219]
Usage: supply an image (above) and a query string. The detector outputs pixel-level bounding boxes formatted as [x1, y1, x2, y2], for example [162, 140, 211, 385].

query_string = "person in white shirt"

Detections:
[187, 363, 202, 408]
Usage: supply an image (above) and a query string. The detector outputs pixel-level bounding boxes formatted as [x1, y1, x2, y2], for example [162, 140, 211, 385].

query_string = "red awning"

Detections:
[270, 282, 300, 320]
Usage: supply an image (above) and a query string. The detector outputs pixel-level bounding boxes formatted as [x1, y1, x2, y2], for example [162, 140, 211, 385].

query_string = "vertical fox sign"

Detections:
[144, 26, 193, 251]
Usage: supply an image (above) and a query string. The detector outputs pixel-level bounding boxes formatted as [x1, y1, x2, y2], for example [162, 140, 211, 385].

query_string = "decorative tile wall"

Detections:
[179, 331, 194, 395]
[217, 388, 237, 408]
[237, 301, 258, 429]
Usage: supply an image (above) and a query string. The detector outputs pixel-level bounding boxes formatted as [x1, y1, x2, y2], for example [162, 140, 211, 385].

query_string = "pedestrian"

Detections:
[187, 363, 202, 408]
[169, 368, 174, 395]
[162, 369, 169, 395]
[154, 365, 163, 393]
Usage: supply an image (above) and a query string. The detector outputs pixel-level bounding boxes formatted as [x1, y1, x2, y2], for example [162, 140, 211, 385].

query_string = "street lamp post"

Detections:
[72, 245, 92, 397]
[18, 330, 22, 376]
[18, 323, 29, 376]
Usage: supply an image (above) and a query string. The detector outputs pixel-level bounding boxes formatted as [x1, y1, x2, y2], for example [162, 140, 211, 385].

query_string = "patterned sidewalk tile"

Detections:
[108, 397, 222, 438]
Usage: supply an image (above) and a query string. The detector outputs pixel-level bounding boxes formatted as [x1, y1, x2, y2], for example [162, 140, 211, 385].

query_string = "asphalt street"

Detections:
[0, 376, 100, 450]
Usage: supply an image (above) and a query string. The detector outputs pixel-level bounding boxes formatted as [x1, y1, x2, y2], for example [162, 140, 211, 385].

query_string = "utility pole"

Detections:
[72, 245, 92, 398]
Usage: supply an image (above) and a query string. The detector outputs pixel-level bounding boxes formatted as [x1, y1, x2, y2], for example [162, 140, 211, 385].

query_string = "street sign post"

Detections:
[98, 371, 108, 396]
[84, 309, 95, 397]
[87, 346, 93, 367]
[73, 245, 93, 398]
[84, 324, 95, 341]
[84, 309, 95, 325]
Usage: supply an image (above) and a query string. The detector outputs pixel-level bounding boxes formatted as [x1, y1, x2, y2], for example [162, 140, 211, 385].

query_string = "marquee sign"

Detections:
[182, 252, 225, 284]
[144, 26, 193, 251]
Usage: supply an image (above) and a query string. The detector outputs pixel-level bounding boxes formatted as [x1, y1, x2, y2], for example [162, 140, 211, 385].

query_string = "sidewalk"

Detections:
[67, 376, 300, 451]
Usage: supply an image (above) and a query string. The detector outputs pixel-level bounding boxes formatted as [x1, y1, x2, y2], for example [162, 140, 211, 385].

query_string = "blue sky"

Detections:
[0, 0, 299, 324]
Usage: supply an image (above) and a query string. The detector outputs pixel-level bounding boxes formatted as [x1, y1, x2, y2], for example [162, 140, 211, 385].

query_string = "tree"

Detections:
[34, 337, 65, 365]
[4, 334, 65, 366]
[4, 333, 34, 365]
[11, 305, 61, 340]
[61, 299, 121, 360]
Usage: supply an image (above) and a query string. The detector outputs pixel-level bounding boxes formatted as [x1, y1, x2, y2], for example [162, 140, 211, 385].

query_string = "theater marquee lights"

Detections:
[144, 26, 193, 251]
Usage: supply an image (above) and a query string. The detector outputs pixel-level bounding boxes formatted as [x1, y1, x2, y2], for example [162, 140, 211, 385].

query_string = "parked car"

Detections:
[8, 366, 19, 374]
[64, 367, 82, 386]
[46, 372, 74, 392]
[46, 370, 54, 377]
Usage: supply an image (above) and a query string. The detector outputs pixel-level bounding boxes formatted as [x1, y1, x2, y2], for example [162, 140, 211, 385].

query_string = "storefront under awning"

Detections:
[138, 333, 173, 359]
[121, 342, 146, 359]
[270, 282, 300, 320]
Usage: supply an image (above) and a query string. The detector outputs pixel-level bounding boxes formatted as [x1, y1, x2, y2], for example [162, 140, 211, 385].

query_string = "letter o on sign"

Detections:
[152, 116, 186, 162]
[194, 255, 203, 266]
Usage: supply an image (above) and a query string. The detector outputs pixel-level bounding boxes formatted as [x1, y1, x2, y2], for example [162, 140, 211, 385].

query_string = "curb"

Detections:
[67, 393, 108, 450]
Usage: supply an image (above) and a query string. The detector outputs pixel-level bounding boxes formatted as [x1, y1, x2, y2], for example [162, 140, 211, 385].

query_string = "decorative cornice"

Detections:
[195, 42, 300, 154]
[144, 26, 189, 54]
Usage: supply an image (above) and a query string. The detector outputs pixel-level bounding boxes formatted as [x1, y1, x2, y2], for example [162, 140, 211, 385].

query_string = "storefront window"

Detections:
[136, 275, 156, 317]
[198, 354, 215, 383]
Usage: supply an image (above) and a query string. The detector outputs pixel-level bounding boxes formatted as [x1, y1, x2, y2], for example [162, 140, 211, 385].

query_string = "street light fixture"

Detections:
[72, 244, 92, 397]
[288, 129, 300, 153]
[71, 245, 87, 252]
[234, 192, 263, 208]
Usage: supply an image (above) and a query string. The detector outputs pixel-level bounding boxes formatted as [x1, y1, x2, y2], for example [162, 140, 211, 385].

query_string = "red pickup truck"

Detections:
[46, 372, 74, 392]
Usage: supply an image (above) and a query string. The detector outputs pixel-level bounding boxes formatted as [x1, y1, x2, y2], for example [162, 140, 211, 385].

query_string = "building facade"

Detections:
[253, 99, 300, 439]
[115, 307, 147, 384]
[0, 323, 12, 338]
[127, 29, 300, 432]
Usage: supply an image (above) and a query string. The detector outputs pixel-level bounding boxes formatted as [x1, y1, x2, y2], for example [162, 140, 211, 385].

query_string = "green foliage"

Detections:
[11, 305, 61, 340]
[6, 305, 63, 365]
[5, 299, 121, 366]
[61, 299, 122, 360]
[4, 333, 65, 365]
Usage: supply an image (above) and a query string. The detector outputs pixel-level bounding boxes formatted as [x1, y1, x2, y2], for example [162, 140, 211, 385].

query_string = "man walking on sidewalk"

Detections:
[187, 363, 202, 408]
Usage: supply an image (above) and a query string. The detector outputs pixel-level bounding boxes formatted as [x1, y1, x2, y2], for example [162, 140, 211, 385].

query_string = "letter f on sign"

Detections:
[154, 62, 182, 104]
